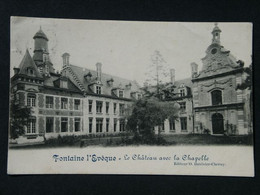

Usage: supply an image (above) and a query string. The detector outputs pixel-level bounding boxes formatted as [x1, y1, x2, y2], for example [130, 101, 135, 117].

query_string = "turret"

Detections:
[33, 27, 49, 64]
[212, 23, 221, 44]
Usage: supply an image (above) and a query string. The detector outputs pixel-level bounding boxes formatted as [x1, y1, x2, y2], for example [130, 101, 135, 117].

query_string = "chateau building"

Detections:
[144, 73, 194, 135]
[11, 28, 142, 142]
[10, 24, 251, 143]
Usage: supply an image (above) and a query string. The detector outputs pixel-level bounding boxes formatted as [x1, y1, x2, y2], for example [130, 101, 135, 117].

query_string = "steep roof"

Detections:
[174, 78, 192, 88]
[69, 64, 141, 98]
[18, 49, 43, 78]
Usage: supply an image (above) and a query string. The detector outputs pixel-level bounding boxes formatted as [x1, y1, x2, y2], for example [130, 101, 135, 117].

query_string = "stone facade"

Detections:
[10, 28, 142, 142]
[191, 24, 251, 135]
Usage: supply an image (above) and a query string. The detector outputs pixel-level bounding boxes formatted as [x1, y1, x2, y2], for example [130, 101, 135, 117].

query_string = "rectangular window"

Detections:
[114, 103, 117, 114]
[96, 118, 103, 133]
[89, 100, 93, 113]
[119, 119, 125, 132]
[180, 89, 185, 97]
[46, 96, 54, 109]
[74, 118, 81, 132]
[119, 104, 125, 115]
[114, 118, 117, 132]
[27, 94, 36, 107]
[179, 102, 186, 111]
[106, 118, 109, 132]
[61, 98, 68, 109]
[180, 117, 187, 131]
[96, 86, 101, 94]
[74, 99, 80, 110]
[119, 90, 124, 98]
[96, 101, 103, 113]
[46, 117, 54, 133]
[27, 119, 36, 134]
[61, 80, 68, 88]
[169, 119, 175, 131]
[106, 102, 109, 114]
[89, 118, 93, 133]
[61, 117, 68, 132]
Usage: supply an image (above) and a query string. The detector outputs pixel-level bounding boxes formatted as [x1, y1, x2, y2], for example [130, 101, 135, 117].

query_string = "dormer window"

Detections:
[107, 78, 114, 87]
[60, 80, 68, 89]
[96, 86, 101, 94]
[180, 89, 185, 97]
[84, 72, 92, 82]
[119, 90, 124, 98]
[126, 83, 132, 89]
[27, 68, 35, 76]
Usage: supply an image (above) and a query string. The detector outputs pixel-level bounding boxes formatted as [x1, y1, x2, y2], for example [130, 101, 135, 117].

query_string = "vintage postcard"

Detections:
[8, 17, 254, 176]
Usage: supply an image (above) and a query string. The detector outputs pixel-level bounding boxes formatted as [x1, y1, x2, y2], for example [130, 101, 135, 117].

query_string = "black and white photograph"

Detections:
[8, 17, 254, 176]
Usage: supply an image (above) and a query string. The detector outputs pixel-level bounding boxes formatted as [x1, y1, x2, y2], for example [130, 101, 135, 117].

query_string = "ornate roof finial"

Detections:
[212, 22, 221, 44]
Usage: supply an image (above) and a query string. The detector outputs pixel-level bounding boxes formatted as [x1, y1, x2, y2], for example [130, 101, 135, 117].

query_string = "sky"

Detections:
[10, 17, 252, 85]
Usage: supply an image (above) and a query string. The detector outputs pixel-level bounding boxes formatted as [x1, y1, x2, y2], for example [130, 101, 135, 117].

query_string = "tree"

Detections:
[144, 50, 170, 98]
[236, 64, 252, 90]
[9, 96, 31, 139]
[236, 64, 253, 132]
[127, 96, 179, 144]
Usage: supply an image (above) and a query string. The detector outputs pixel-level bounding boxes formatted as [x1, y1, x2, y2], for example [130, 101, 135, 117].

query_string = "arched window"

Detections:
[211, 90, 222, 105]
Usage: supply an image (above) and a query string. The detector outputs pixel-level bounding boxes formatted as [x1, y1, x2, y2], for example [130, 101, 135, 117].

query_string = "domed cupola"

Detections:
[33, 27, 49, 41]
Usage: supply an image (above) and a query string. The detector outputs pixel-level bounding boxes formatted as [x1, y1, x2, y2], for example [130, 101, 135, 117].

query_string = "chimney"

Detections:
[62, 53, 70, 69]
[96, 62, 102, 81]
[170, 68, 175, 84]
[191, 62, 198, 78]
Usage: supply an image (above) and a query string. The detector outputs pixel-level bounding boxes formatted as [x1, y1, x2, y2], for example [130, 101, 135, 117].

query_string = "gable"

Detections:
[18, 50, 43, 78]
[197, 44, 240, 79]
[52, 76, 82, 93]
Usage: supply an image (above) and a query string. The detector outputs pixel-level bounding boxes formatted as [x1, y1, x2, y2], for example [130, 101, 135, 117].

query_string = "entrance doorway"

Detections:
[212, 113, 224, 134]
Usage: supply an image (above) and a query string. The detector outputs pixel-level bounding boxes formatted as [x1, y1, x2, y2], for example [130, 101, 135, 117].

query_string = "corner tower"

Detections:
[33, 27, 49, 64]
[33, 27, 55, 75]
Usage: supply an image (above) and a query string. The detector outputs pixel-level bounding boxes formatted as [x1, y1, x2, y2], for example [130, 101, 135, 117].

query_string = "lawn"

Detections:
[162, 134, 253, 146]
[9, 133, 253, 149]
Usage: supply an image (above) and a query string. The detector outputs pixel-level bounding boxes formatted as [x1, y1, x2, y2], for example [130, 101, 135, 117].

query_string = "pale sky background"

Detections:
[10, 17, 252, 85]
